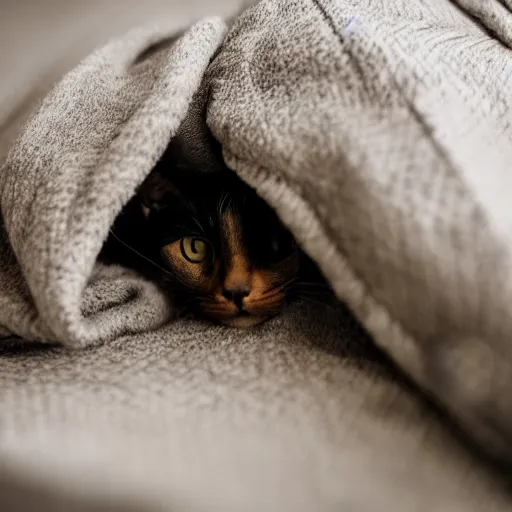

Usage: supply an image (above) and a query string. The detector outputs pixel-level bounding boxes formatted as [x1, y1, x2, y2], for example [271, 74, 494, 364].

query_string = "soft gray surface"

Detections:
[1, 0, 512, 511]
[1, 304, 511, 512]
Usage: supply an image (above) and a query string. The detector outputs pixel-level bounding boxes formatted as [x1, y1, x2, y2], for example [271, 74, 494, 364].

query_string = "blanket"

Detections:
[205, 0, 512, 462]
[1, 0, 512, 510]
[0, 18, 227, 345]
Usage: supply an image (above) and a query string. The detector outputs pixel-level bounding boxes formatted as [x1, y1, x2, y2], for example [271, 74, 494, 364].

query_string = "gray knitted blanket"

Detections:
[1, 0, 512, 510]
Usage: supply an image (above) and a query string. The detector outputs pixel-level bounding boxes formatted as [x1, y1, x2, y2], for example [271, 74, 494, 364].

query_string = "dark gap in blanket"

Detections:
[452, 1, 512, 50]
[81, 288, 139, 318]
[0, 470, 143, 512]
[497, 0, 512, 17]
[0, 337, 61, 357]
[132, 34, 182, 67]
[417, 391, 512, 487]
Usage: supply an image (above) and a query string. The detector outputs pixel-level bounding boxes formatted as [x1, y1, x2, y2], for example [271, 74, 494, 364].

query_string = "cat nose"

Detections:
[222, 286, 250, 309]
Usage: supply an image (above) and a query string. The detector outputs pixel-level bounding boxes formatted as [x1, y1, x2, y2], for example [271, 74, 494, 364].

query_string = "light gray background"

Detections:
[0, 0, 240, 123]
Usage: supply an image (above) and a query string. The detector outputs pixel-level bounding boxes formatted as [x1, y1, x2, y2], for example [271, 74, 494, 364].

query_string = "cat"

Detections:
[101, 149, 327, 328]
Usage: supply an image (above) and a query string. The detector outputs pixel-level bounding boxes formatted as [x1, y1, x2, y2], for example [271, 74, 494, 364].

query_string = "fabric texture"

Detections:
[2, 303, 512, 512]
[1, 0, 512, 510]
[0, 18, 227, 346]
[205, 0, 512, 462]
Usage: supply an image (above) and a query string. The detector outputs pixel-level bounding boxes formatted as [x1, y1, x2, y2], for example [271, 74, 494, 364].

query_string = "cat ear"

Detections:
[138, 166, 182, 216]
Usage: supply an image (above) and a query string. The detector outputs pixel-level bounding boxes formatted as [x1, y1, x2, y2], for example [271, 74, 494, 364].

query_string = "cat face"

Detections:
[140, 168, 299, 328]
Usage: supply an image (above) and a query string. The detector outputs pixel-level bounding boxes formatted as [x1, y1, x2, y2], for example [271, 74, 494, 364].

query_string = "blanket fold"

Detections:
[0, 18, 227, 347]
[204, 0, 512, 462]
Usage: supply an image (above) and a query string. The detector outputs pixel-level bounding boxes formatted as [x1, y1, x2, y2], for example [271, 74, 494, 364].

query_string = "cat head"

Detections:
[139, 165, 299, 328]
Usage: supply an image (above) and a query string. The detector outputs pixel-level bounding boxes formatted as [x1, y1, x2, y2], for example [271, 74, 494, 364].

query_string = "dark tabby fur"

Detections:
[101, 152, 326, 328]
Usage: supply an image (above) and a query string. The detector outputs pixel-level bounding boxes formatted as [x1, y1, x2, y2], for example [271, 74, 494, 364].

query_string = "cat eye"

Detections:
[180, 237, 210, 263]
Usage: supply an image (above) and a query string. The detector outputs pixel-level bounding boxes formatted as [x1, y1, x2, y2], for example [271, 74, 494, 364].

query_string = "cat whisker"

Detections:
[201, 309, 233, 318]
[258, 288, 285, 300]
[191, 217, 206, 236]
[262, 278, 296, 296]
[201, 308, 230, 315]
[224, 195, 235, 214]
[198, 296, 223, 306]
[287, 281, 332, 290]
[173, 224, 204, 239]
[293, 294, 338, 311]
[289, 292, 335, 303]
[108, 229, 174, 276]
[287, 288, 334, 298]
[248, 307, 281, 317]
[217, 192, 230, 217]
[287, 281, 334, 294]
[248, 297, 282, 307]
[200, 299, 230, 309]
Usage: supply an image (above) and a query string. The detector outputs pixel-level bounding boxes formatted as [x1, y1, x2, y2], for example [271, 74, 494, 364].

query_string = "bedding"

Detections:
[1, 0, 512, 510]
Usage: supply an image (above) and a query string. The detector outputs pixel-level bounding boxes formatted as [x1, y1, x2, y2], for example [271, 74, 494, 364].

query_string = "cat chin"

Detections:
[221, 315, 267, 329]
